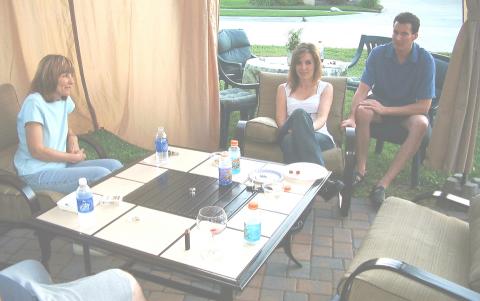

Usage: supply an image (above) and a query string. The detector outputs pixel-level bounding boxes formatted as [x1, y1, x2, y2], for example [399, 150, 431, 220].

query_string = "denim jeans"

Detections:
[279, 109, 334, 165]
[21, 159, 123, 194]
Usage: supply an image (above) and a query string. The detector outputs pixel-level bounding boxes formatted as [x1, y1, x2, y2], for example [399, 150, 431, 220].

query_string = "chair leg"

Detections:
[411, 152, 420, 188]
[36, 230, 53, 269]
[375, 140, 384, 154]
[281, 234, 302, 268]
[219, 106, 231, 149]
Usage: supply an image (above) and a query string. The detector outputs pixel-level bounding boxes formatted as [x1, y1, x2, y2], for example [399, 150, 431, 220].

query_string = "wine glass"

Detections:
[196, 206, 227, 258]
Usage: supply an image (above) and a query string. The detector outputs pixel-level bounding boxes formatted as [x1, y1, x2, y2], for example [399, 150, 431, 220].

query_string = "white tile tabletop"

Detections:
[115, 164, 168, 183]
[94, 206, 195, 255]
[141, 146, 210, 172]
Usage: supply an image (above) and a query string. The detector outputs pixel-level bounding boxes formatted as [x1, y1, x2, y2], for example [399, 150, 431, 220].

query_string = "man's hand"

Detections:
[67, 134, 80, 153]
[69, 148, 86, 163]
[341, 118, 356, 128]
[359, 99, 387, 115]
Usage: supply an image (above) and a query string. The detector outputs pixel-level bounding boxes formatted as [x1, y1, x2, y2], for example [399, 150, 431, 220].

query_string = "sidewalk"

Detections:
[220, 0, 462, 52]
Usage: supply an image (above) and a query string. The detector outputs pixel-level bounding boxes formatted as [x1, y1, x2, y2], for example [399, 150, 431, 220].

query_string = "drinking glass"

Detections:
[196, 206, 227, 258]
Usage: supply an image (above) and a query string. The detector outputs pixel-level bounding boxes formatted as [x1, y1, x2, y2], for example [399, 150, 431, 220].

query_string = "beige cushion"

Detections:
[469, 194, 480, 291]
[245, 117, 278, 143]
[0, 144, 18, 174]
[343, 197, 469, 301]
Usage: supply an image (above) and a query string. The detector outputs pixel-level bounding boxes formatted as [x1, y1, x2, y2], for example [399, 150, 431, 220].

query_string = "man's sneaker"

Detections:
[320, 179, 345, 201]
[370, 185, 385, 205]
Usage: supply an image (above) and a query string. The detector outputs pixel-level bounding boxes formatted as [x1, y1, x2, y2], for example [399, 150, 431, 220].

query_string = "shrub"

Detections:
[249, 0, 301, 6]
[359, 0, 379, 8]
[286, 28, 303, 52]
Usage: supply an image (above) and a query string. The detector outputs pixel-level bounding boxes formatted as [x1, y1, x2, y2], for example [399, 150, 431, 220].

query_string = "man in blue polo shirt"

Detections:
[341, 12, 435, 204]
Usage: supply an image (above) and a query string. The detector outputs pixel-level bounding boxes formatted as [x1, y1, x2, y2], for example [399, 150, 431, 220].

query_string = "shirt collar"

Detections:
[385, 42, 419, 63]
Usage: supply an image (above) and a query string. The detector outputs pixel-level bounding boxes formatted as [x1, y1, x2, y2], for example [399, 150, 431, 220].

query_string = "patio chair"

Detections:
[0, 83, 106, 266]
[334, 195, 480, 301]
[236, 72, 356, 216]
[347, 35, 392, 91]
[218, 63, 259, 149]
[217, 29, 257, 89]
[370, 53, 450, 187]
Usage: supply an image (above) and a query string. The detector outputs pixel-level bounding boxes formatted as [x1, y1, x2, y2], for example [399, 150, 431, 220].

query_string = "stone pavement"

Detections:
[0, 194, 466, 301]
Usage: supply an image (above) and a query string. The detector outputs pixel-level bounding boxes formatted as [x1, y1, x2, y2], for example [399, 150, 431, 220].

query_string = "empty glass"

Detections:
[196, 206, 227, 258]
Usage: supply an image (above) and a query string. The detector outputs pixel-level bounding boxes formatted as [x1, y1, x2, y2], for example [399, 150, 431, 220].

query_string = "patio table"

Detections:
[242, 56, 349, 84]
[28, 146, 330, 301]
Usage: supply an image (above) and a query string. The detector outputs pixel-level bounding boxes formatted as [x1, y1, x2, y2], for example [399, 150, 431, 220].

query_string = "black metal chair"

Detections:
[370, 53, 450, 187]
[347, 35, 392, 91]
[217, 29, 256, 89]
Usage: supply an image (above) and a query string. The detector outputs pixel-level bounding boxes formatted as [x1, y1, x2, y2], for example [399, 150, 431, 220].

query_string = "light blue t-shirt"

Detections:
[14, 93, 75, 176]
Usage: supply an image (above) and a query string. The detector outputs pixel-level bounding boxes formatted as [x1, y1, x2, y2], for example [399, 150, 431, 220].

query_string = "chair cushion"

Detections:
[245, 117, 278, 143]
[0, 144, 18, 174]
[469, 194, 480, 291]
[0, 275, 36, 301]
[217, 29, 252, 65]
[219, 88, 257, 110]
[343, 197, 469, 301]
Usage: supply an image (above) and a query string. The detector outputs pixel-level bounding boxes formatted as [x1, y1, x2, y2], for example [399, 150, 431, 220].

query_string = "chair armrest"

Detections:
[219, 65, 260, 90]
[336, 258, 480, 301]
[236, 120, 247, 150]
[0, 169, 40, 215]
[78, 133, 107, 159]
[218, 56, 242, 69]
[348, 39, 364, 69]
[339, 127, 356, 216]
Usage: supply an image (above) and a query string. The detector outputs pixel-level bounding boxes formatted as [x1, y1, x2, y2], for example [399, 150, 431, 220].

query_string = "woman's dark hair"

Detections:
[287, 43, 322, 93]
[30, 54, 75, 102]
[394, 12, 420, 34]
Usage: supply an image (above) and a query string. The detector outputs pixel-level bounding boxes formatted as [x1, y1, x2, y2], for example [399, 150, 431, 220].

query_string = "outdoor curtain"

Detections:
[0, 0, 220, 151]
[426, 0, 480, 174]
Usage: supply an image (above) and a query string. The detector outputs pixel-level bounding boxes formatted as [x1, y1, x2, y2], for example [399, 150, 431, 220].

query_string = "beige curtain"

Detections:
[426, 0, 480, 174]
[0, 0, 220, 151]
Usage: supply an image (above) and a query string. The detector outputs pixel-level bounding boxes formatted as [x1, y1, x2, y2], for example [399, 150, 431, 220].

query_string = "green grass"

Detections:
[220, 0, 381, 12]
[84, 46, 479, 202]
[220, 9, 353, 17]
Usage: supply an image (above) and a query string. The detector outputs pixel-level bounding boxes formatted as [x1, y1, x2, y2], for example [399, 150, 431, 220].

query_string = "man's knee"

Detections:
[405, 115, 429, 136]
[354, 105, 375, 126]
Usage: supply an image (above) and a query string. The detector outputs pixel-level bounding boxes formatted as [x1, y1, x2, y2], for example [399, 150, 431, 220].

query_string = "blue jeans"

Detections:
[21, 159, 123, 194]
[279, 109, 334, 165]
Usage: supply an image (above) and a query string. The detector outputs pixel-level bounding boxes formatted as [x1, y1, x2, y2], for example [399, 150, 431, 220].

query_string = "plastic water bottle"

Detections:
[76, 177, 94, 215]
[228, 139, 241, 175]
[244, 200, 261, 244]
[218, 151, 232, 186]
[155, 126, 168, 165]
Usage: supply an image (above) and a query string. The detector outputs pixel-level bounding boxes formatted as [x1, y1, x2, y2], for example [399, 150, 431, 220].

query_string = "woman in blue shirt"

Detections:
[14, 54, 122, 194]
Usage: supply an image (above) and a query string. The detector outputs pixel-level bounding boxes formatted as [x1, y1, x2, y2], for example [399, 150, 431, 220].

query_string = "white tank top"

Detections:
[284, 81, 335, 145]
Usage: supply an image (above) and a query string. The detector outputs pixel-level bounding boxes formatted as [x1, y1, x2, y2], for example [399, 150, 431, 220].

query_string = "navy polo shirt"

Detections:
[361, 42, 435, 107]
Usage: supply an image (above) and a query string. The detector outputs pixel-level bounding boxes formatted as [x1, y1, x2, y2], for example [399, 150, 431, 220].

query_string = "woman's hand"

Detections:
[69, 149, 86, 163]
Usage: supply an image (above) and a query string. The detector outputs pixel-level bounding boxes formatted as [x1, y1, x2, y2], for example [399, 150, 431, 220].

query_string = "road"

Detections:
[219, 0, 463, 52]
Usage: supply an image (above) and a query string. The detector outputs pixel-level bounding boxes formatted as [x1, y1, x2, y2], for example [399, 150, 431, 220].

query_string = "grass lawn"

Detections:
[220, 9, 353, 17]
[83, 45, 479, 203]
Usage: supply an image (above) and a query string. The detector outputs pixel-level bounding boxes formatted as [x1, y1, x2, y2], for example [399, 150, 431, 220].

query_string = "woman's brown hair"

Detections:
[30, 54, 75, 102]
[287, 43, 322, 93]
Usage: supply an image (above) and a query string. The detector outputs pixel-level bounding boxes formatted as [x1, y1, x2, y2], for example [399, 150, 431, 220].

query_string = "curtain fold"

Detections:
[0, 0, 220, 151]
[426, 0, 480, 174]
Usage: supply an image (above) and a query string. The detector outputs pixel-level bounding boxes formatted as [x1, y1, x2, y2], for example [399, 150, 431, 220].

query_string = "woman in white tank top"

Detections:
[275, 43, 335, 165]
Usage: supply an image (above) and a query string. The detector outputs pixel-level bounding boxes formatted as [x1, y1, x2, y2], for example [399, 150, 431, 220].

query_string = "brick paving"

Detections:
[0, 195, 466, 300]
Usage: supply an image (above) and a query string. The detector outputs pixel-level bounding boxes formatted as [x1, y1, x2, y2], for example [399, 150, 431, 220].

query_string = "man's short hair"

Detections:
[393, 12, 420, 34]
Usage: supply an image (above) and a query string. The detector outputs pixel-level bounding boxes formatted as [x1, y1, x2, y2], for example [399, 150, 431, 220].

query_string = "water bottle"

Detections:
[76, 177, 94, 214]
[244, 200, 261, 244]
[155, 126, 168, 165]
[218, 151, 232, 186]
[228, 139, 241, 175]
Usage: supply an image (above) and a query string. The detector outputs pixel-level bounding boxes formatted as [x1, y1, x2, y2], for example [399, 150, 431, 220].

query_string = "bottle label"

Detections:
[77, 196, 94, 213]
[231, 158, 240, 174]
[155, 138, 168, 152]
[244, 222, 261, 243]
[218, 167, 232, 186]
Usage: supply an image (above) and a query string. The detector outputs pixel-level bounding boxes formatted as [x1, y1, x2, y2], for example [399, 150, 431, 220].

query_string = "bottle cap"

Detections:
[230, 139, 238, 147]
[78, 177, 87, 186]
[248, 201, 258, 210]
